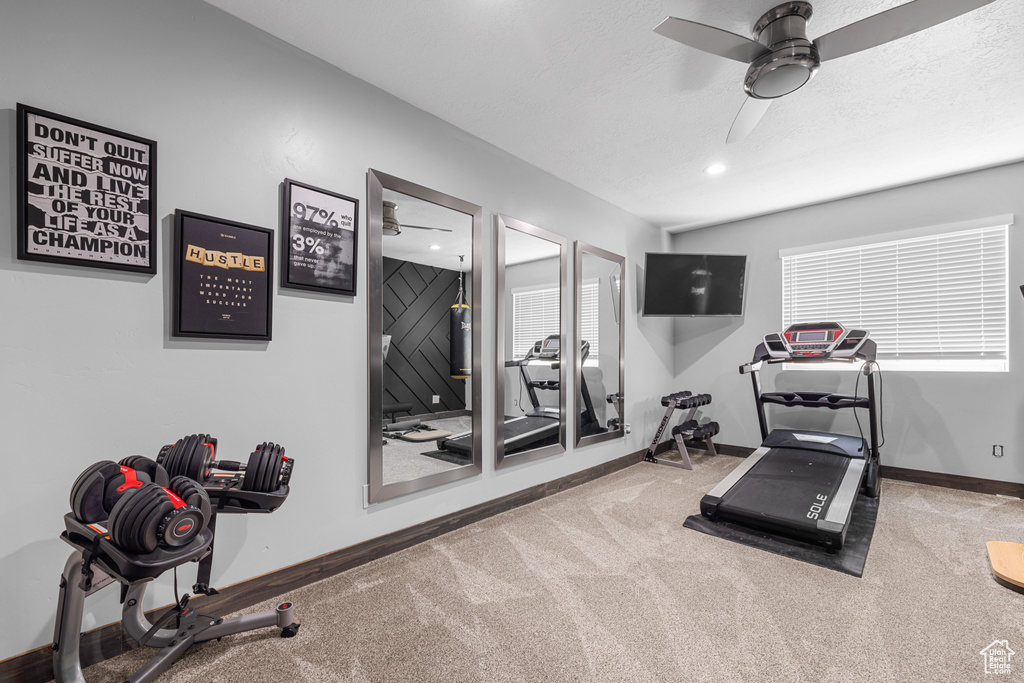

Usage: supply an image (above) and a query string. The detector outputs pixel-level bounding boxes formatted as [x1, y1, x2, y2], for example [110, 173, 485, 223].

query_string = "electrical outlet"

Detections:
[993, 445, 1004, 458]
[432, 395, 440, 404]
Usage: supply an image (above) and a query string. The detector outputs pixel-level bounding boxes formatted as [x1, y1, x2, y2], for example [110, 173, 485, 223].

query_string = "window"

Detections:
[512, 286, 560, 360]
[512, 282, 599, 362]
[780, 216, 1011, 372]
[579, 281, 600, 363]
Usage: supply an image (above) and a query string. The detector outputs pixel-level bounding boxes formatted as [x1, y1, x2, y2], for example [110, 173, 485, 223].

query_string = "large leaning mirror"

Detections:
[367, 170, 482, 503]
[574, 241, 625, 447]
[495, 214, 568, 468]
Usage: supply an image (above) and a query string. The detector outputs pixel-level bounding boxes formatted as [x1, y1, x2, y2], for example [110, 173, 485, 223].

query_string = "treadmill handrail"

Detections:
[760, 391, 870, 410]
[739, 360, 762, 375]
[742, 331, 881, 469]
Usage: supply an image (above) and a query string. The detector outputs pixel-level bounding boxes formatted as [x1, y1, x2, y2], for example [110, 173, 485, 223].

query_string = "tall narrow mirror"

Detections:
[367, 170, 482, 503]
[495, 214, 568, 468]
[575, 241, 625, 447]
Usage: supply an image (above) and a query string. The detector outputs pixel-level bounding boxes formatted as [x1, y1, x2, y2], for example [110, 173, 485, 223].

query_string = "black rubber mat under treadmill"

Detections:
[684, 493, 880, 578]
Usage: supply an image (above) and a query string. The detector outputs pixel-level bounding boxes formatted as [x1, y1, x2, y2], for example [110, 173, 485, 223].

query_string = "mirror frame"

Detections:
[366, 169, 483, 503]
[574, 240, 625, 448]
[495, 214, 568, 469]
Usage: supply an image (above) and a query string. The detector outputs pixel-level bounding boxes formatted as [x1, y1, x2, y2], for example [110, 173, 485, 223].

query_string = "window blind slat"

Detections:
[513, 283, 599, 360]
[781, 224, 1008, 367]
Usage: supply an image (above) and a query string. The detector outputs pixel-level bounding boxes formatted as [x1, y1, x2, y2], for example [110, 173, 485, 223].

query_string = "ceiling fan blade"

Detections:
[403, 224, 453, 233]
[654, 16, 771, 63]
[814, 0, 998, 62]
[727, 96, 773, 144]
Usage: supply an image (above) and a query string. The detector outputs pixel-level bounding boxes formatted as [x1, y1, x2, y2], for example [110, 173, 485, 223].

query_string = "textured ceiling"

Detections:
[205, 0, 1024, 231]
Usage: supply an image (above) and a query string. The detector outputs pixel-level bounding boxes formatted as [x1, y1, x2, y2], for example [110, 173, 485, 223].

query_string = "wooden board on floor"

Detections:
[987, 541, 1024, 590]
[399, 429, 451, 441]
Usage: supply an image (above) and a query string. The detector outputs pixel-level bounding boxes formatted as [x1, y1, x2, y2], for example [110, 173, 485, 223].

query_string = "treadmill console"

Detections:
[525, 336, 590, 364]
[536, 335, 561, 359]
[764, 322, 869, 360]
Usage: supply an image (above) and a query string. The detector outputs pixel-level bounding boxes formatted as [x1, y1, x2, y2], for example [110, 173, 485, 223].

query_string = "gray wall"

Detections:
[0, 0, 675, 659]
[671, 162, 1023, 484]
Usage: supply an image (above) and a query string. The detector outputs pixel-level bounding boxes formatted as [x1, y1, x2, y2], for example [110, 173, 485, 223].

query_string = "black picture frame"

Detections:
[281, 178, 359, 296]
[173, 210, 274, 341]
[16, 103, 157, 274]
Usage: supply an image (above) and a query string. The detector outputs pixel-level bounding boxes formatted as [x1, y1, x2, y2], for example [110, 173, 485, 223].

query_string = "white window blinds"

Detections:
[512, 282, 599, 361]
[512, 286, 560, 360]
[781, 222, 1009, 371]
[579, 281, 599, 361]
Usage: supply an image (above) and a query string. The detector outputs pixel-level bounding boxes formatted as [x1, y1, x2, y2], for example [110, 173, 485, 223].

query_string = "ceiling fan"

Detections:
[654, 0, 998, 143]
[382, 201, 453, 236]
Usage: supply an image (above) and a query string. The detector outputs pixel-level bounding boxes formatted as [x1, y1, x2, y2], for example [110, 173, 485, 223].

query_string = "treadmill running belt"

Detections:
[719, 448, 848, 532]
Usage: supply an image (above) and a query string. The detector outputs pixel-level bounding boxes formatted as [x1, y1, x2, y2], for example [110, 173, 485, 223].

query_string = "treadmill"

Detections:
[700, 322, 881, 551]
[438, 336, 597, 456]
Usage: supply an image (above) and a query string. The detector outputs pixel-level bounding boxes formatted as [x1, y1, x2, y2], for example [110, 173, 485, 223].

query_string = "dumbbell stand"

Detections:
[189, 484, 290, 595]
[120, 586, 295, 683]
[644, 393, 716, 470]
[670, 424, 718, 470]
[644, 406, 702, 468]
[644, 398, 687, 464]
[204, 476, 291, 513]
[53, 552, 103, 683]
[649, 404, 702, 470]
[53, 521, 298, 683]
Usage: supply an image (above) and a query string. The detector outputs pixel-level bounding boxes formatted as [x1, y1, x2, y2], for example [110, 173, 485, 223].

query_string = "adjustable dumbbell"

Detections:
[233, 442, 293, 494]
[107, 478, 211, 553]
[69, 457, 211, 553]
[157, 436, 294, 494]
[156, 434, 217, 482]
[70, 456, 170, 524]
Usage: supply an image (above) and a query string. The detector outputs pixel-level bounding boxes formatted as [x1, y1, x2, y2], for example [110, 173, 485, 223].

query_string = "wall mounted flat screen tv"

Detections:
[642, 253, 747, 317]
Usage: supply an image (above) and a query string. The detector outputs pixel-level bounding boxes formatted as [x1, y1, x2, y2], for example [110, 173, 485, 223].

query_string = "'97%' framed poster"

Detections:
[173, 210, 274, 341]
[16, 103, 157, 273]
[282, 178, 359, 295]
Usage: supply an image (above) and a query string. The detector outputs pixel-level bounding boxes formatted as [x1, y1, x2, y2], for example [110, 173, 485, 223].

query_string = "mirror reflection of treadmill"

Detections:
[438, 335, 599, 456]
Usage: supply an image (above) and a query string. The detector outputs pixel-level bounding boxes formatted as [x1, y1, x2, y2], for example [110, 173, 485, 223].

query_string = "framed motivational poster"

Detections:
[173, 210, 274, 341]
[16, 104, 157, 274]
[282, 178, 359, 295]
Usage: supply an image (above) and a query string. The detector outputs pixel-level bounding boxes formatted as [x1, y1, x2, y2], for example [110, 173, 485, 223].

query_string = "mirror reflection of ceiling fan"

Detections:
[654, 0, 998, 143]
[382, 201, 453, 236]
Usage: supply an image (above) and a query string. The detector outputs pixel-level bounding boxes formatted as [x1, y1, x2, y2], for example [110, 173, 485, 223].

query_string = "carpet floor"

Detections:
[76, 452, 1023, 682]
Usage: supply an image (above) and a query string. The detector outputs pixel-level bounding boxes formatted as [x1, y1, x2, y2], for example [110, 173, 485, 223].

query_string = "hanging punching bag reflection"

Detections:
[450, 303, 470, 379]
[450, 256, 471, 379]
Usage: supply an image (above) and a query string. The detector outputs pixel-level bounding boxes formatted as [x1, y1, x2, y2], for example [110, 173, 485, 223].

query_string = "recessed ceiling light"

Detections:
[704, 163, 726, 175]
[429, 244, 441, 250]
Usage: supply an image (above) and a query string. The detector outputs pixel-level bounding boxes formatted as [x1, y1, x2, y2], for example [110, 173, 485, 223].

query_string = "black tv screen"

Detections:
[642, 253, 747, 317]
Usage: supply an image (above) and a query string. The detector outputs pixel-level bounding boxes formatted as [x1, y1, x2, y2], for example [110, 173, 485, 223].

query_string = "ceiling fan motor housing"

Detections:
[745, 1, 820, 99]
[382, 200, 401, 236]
